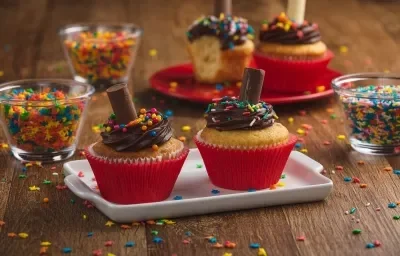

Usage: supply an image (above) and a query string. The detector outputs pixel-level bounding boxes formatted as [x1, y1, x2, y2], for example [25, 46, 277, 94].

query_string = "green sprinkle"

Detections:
[42, 179, 52, 185]
[352, 229, 362, 234]
[350, 207, 356, 214]
[393, 215, 400, 220]
[330, 114, 336, 119]
[151, 230, 159, 235]
[18, 174, 27, 179]
[281, 174, 286, 179]
[196, 164, 203, 168]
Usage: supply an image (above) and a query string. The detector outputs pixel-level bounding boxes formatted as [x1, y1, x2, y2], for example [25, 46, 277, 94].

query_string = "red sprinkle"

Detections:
[321, 120, 328, 124]
[242, 112, 250, 116]
[296, 236, 306, 241]
[182, 239, 190, 244]
[92, 249, 102, 256]
[50, 166, 56, 170]
[335, 166, 344, 171]
[56, 185, 67, 190]
[78, 171, 84, 177]
[301, 124, 313, 130]
[104, 240, 114, 246]
[352, 177, 360, 183]
[323, 141, 331, 145]
[373, 240, 381, 247]
[299, 110, 307, 116]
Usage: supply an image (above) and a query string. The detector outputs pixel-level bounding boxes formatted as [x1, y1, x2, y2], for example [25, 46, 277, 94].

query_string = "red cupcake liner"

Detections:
[253, 50, 334, 94]
[85, 148, 189, 205]
[194, 134, 297, 190]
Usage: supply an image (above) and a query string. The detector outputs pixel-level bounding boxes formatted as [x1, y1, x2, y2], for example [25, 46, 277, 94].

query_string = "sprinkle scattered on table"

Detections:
[149, 49, 157, 57]
[258, 248, 267, 256]
[18, 233, 29, 239]
[29, 185, 40, 191]
[360, 184, 367, 188]
[352, 229, 362, 235]
[92, 249, 102, 256]
[40, 241, 51, 246]
[105, 221, 115, 227]
[153, 237, 163, 243]
[104, 240, 114, 246]
[173, 195, 183, 200]
[212, 242, 223, 248]
[296, 235, 305, 241]
[250, 243, 260, 249]
[211, 189, 220, 194]
[337, 135, 346, 140]
[383, 167, 393, 172]
[121, 224, 131, 229]
[87, 232, 94, 237]
[224, 241, 236, 248]
[344, 177, 352, 182]
[8, 233, 16, 238]
[62, 247, 72, 254]
[125, 241, 135, 247]
[366, 243, 375, 249]
[181, 125, 191, 132]
[196, 164, 203, 168]
[388, 202, 397, 208]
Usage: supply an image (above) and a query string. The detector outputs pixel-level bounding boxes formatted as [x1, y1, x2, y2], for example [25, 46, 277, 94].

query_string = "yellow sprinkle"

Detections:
[25, 163, 32, 167]
[339, 46, 348, 53]
[1, 143, 9, 148]
[223, 253, 232, 256]
[108, 253, 116, 256]
[300, 149, 308, 154]
[164, 220, 176, 225]
[149, 49, 157, 57]
[277, 181, 285, 187]
[384, 69, 390, 73]
[258, 248, 268, 256]
[337, 134, 346, 140]
[28, 185, 40, 191]
[92, 126, 101, 133]
[169, 82, 178, 88]
[288, 117, 294, 124]
[105, 221, 114, 227]
[0, 71, 4, 77]
[83, 214, 87, 220]
[40, 241, 52, 246]
[316, 85, 326, 92]
[296, 129, 305, 135]
[18, 233, 29, 239]
[181, 125, 191, 132]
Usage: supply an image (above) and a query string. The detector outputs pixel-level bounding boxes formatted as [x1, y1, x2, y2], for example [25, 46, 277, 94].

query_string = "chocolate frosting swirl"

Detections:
[205, 96, 276, 131]
[259, 13, 321, 45]
[187, 15, 254, 50]
[100, 109, 172, 152]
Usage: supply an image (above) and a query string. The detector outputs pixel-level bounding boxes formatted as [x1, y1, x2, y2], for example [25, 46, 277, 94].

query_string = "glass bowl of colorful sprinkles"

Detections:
[59, 23, 142, 87]
[332, 73, 400, 155]
[0, 79, 94, 162]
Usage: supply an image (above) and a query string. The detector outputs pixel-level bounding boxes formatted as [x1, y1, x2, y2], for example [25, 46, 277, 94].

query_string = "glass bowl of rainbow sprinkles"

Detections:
[59, 23, 142, 88]
[0, 79, 94, 162]
[332, 73, 400, 155]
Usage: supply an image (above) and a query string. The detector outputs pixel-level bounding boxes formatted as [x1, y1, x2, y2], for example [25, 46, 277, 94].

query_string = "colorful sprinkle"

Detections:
[149, 49, 157, 57]
[288, 117, 294, 123]
[344, 177, 352, 182]
[211, 189, 220, 194]
[105, 221, 114, 227]
[125, 241, 135, 247]
[250, 243, 260, 249]
[153, 237, 163, 243]
[352, 229, 362, 234]
[173, 195, 183, 200]
[337, 135, 346, 140]
[360, 183, 368, 188]
[366, 243, 375, 249]
[388, 202, 397, 208]
[62, 248, 72, 254]
[181, 125, 191, 132]
[258, 248, 267, 256]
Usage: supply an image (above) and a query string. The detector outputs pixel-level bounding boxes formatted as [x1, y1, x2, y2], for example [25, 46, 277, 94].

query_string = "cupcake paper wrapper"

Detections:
[194, 134, 297, 190]
[85, 148, 189, 205]
[253, 50, 334, 94]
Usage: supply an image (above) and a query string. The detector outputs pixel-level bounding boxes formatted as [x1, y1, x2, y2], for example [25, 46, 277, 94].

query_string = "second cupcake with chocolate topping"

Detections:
[195, 68, 297, 190]
[86, 84, 188, 204]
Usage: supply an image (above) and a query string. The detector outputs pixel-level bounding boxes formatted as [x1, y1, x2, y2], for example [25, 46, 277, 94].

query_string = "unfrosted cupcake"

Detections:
[254, 13, 333, 93]
[194, 96, 297, 190]
[186, 14, 255, 84]
[86, 84, 188, 204]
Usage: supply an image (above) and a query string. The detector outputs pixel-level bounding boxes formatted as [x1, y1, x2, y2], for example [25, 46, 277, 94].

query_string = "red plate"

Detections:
[149, 63, 342, 104]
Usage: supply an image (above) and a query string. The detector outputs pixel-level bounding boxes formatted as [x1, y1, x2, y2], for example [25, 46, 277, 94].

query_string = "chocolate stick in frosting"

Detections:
[214, 0, 232, 16]
[239, 68, 265, 104]
[106, 83, 137, 124]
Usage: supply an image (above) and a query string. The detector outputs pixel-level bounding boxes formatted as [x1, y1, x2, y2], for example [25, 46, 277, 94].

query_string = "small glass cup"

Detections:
[59, 23, 142, 88]
[332, 73, 400, 155]
[0, 79, 94, 162]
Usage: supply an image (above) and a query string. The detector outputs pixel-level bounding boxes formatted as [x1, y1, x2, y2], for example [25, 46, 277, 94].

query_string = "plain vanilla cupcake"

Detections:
[86, 84, 188, 204]
[186, 14, 255, 84]
[194, 68, 297, 190]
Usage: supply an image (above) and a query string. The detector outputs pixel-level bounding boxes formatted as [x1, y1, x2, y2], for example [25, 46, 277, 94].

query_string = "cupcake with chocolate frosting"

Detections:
[86, 84, 188, 204]
[186, 14, 255, 84]
[194, 68, 297, 190]
[254, 12, 334, 93]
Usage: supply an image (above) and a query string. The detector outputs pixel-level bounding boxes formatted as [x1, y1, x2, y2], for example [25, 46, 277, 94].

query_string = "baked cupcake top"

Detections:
[100, 108, 172, 152]
[187, 14, 254, 50]
[259, 12, 321, 45]
[205, 96, 277, 131]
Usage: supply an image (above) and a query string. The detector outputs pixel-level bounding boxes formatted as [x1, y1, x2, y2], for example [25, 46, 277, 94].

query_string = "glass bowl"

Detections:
[0, 79, 94, 162]
[332, 73, 400, 155]
[59, 23, 142, 88]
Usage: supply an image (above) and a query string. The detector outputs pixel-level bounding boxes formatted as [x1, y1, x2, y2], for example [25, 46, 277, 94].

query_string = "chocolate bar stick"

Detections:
[239, 68, 265, 104]
[214, 0, 232, 16]
[106, 83, 137, 124]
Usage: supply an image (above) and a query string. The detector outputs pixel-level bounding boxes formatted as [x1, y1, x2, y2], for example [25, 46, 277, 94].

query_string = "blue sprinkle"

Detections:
[248, 188, 256, 192]
[87, 232, 93, 237]
[211, 189, 220, 194]
[164, 110, 173, 117]
[388, 202, 397, 208]
[185, 231, 192, 236]
[62, 248, 72, 253]
[173, 195, 183, 200]
[344, 177, 352, 182]
[125, 241, 135, 247]
[393, 170, 400, 175]
[150, 131, 157, 137]
[22, 167, 27, 172]
[153, 237, 163, 243]
[295, 143, 302, 149]
[209, 237, 217, 243]
[216, 84, 224, 91]
[250, 243, 260, 249]
[366, 243, 375, 249]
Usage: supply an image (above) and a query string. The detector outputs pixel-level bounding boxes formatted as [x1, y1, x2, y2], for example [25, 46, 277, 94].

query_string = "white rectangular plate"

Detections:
[63, 149, 332, 223]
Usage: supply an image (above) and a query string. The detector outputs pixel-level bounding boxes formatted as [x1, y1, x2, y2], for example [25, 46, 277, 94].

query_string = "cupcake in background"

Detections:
[194, 68, 297, 190]
[254, 12, 334, 94]
[186, 14, 255, 84]
[86, 84, 188, 204]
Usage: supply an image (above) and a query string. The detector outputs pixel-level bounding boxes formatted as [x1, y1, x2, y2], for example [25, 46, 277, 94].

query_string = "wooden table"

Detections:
[1, 0, 400, 255]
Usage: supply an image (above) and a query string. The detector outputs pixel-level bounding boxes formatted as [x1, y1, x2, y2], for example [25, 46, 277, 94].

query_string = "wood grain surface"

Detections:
[1, 0, 400, 255]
